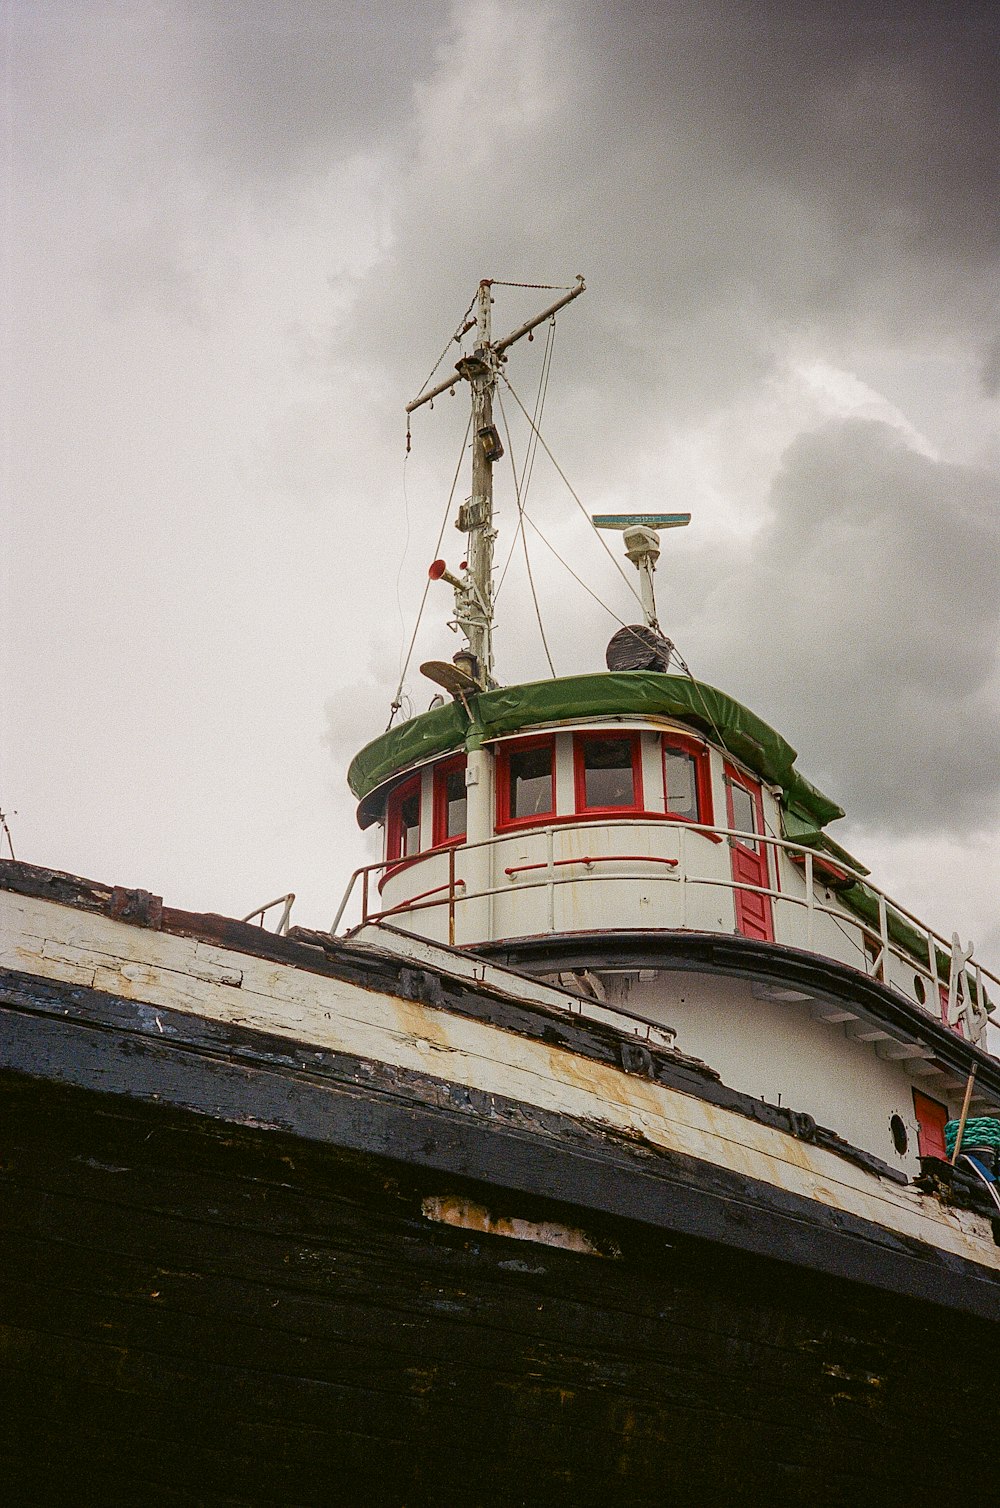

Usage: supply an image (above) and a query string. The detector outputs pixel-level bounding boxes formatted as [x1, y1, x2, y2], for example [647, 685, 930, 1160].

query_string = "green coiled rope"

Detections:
[945, 1117, 1000, 1155]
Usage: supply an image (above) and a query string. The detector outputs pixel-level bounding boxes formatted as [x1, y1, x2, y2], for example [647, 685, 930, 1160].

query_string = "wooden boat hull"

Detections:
[4, 1069, 999, 1506]
[2, 864, 998, 1501]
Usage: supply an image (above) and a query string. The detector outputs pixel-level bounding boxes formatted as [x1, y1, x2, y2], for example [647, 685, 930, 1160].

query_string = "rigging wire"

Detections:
[387, 411, 473, 729]
[495, 315, 556, 597]
[496, 388, 557, 677]
[411, 290, 477, 405]
[405, 290, 478, 455]
[395, 451, 413, 655]
[516, 505, 642, 634]
[518, 318, 555, 516]
[500, 375, 646, 613]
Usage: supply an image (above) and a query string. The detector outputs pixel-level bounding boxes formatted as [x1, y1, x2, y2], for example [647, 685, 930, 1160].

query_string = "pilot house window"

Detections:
[661, 733, 713, 826]
[498, 739, 556, 826]
[574, 734, 643, 813]
[433, 757, 467, 844]
[387, 776, 422, 862]
[728, 777, 758, 847]
[663, 749, 698, 819]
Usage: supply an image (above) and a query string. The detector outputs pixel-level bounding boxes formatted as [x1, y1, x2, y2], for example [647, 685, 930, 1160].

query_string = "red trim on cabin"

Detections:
[938, 981, 965, 1036]
[432, 754, 468, 847]
[572, 731, 645, 817]
[661, 731, 714, 827]
[724, 762, 774, 944]
[789, 851, 853, 888]
[496, 735, 557, 830]
[386, 774, 422, 864]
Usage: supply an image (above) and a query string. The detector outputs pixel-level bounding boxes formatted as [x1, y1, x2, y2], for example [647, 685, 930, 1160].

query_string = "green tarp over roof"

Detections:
[346, 671, 844, 829]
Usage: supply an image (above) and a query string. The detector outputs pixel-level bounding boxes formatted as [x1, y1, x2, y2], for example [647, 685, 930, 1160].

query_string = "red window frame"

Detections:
[572, 731, 645, 817]
[496, 735, 557, 830]
[661, 732, 714, 827]
[432, 755, 467, 847]
[386, 774, 422, 864]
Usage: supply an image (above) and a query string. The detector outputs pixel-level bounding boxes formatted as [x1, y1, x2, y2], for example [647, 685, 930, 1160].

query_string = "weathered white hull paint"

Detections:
[3, 888, 997, 1277]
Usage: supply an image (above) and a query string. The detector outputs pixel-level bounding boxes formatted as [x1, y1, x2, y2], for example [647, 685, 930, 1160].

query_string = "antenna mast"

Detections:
[407, 275, 586, 688]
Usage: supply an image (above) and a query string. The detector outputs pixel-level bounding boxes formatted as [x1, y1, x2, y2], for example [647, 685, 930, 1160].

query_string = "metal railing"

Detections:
[330, 820, 998, 1043]
[242, 892, 296, 936]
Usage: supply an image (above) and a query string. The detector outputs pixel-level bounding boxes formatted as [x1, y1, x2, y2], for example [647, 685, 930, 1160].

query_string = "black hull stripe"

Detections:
[1, 965, 998, 1321]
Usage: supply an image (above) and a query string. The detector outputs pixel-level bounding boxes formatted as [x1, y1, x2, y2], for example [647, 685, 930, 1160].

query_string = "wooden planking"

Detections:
[4, 901, 1000, 1275]
[2, 1080, 999, 1505]
[4, 972, 1000, 1319]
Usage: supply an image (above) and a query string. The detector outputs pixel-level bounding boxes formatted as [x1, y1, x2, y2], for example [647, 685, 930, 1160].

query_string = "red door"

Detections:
[725, 764, 774, 942]
[913, 1090, 948, 1160]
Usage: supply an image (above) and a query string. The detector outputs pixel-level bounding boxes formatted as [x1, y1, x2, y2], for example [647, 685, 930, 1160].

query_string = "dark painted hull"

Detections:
[3, 1071, 998, 1506]
[2, 858, 998, 1503]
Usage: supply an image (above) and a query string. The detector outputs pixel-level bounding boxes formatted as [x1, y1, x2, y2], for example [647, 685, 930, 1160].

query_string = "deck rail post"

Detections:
[448, 846, 457, 946]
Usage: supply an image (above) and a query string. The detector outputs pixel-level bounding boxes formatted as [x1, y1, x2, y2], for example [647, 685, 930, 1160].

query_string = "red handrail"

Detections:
[366, 878, 466, 925]
[504, 854, 679, 877]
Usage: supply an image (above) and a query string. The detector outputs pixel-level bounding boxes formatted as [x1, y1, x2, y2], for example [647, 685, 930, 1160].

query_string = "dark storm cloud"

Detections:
[16, 1, 996, 403]
[691, 419, 1000, 835]
[608, 0, 1000, 268]
[331, 0, 1000, 496]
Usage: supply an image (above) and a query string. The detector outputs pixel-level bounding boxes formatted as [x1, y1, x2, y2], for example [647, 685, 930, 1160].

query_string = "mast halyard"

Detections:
[407, 275, 586, 690]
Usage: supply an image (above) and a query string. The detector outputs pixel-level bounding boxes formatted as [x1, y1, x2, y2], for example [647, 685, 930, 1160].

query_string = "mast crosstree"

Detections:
[406, 276, 586, 688]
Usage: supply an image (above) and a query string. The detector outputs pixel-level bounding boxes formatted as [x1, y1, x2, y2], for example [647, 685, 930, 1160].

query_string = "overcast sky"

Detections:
[3, 1, 999, 973]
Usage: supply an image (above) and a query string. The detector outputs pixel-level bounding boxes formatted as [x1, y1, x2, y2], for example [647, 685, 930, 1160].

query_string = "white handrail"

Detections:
[242, 893, 295, 936]
[329, 820, 998, 1035]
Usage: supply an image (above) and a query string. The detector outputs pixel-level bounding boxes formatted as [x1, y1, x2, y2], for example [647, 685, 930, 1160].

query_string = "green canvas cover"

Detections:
[779, 806, 869, 878]
[347, 671, 844, 829]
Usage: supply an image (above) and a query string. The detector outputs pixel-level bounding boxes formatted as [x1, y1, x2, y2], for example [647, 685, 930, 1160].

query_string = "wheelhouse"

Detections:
[341, 673, 996, 1181]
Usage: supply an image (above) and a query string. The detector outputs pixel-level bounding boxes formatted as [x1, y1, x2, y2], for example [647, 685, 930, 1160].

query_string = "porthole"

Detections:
[890, 1114, 908, 1156]
[913, 975, 926, 1005]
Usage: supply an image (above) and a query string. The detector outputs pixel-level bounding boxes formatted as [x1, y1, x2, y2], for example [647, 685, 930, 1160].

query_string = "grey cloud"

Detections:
[333, 0, 1000, 511]
[7, 0, 999, 933]
[11, 1, 447, 180]
[983, 334, 1000, 398]
[690, 419, 1000, 835]
[605, 1, 1000, 265]
[17, 0, 997, 432]
[175, 0, 449, 179]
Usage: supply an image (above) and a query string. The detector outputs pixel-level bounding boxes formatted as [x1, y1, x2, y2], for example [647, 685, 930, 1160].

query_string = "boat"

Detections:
[3, 278, 999, 1504]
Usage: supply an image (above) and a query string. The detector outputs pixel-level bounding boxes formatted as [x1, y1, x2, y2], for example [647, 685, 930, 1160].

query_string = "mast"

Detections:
[458, 280, 499, 684]
[407, 276, 586, 689]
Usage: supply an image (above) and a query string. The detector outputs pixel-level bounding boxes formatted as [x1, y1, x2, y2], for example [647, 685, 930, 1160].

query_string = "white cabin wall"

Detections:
[640, 733, 666, 814]
[463, 746, 494, 941]
[554, 736, 575, 817]
[616, 970, 952, 1175]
